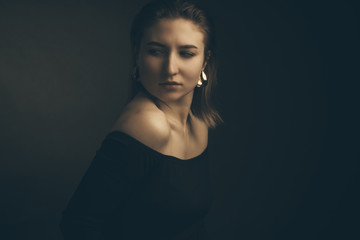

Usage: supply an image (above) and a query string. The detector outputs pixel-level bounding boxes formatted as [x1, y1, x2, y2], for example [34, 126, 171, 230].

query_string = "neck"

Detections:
[139, 90, 194, 130]
[161, 99, 192, 128]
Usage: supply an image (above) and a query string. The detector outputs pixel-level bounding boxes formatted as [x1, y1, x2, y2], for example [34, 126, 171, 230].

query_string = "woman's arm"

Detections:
[60, 135, 151, 239]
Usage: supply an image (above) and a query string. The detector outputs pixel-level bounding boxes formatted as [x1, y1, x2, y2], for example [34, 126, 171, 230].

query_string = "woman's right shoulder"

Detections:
[111, 97, 170, 151]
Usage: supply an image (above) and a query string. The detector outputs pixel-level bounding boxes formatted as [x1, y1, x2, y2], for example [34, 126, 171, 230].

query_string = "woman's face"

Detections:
[137, 18, 206, 103]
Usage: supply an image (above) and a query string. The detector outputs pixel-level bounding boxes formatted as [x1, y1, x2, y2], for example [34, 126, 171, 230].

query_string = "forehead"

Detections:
[142, 18, 205, 48]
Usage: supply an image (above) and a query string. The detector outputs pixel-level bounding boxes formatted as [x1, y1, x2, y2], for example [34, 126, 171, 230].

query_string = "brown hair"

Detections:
[129, 0, 222, 128]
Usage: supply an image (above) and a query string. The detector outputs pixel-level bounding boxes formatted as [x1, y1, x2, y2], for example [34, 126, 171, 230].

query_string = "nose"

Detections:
[164, 52, 179, 77]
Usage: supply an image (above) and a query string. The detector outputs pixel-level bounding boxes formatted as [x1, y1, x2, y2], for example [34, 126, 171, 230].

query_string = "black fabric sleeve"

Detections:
[60, 136, 153, 240]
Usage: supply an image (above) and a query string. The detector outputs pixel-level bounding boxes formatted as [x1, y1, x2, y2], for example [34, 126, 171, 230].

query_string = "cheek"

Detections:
[184, 60, 203, 81]
[139, 55, 161, 75]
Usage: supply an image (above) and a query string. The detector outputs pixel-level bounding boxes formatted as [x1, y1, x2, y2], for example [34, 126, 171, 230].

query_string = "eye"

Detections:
[148, 48, 166, 56]
[180, 51, 196, 58]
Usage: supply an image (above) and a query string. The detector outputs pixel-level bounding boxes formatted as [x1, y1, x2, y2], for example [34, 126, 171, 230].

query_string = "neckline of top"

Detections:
[106, 131, 208, 162]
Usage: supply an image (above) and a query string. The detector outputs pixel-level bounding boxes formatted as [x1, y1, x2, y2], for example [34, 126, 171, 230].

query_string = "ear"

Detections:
[202, 50, 211, 71]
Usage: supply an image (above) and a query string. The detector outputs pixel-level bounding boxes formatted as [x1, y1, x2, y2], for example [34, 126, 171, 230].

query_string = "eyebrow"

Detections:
[146, 41, 198, 49]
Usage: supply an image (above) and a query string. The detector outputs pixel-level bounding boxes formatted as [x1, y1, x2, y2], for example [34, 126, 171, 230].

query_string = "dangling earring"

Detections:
[196, 71, 208, 87]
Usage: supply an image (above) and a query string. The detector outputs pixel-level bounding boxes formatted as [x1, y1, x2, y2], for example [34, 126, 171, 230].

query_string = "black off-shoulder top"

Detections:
[60, 131, 213, 240]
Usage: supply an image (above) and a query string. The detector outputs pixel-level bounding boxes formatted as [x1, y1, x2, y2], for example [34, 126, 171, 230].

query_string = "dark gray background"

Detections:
[1, 0, 359, 239]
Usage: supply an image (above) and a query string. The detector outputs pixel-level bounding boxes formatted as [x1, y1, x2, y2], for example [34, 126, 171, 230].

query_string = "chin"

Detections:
[154, 92, 183, 102]
[142, 83, 194, 103]
[155, 91, 190, 104]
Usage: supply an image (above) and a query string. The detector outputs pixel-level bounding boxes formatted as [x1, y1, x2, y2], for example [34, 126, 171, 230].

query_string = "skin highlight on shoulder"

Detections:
[111, 95, 171, 152]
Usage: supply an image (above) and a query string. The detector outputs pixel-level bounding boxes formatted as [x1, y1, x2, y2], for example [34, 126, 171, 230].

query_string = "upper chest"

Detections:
[163, 119, 208, 160]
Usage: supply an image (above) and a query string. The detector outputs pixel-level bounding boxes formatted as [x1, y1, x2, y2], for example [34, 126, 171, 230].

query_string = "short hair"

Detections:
[129, 0, 222, 128]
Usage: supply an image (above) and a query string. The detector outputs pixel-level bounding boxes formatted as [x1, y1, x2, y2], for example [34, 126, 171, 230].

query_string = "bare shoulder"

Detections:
[111, 96, 171, 151]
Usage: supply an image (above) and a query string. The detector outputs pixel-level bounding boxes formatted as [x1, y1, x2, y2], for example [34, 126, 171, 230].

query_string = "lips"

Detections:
[159, 81, 182, 85]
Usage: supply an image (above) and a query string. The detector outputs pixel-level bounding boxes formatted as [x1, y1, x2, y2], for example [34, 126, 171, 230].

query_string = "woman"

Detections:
[60, 0, 222, 239]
